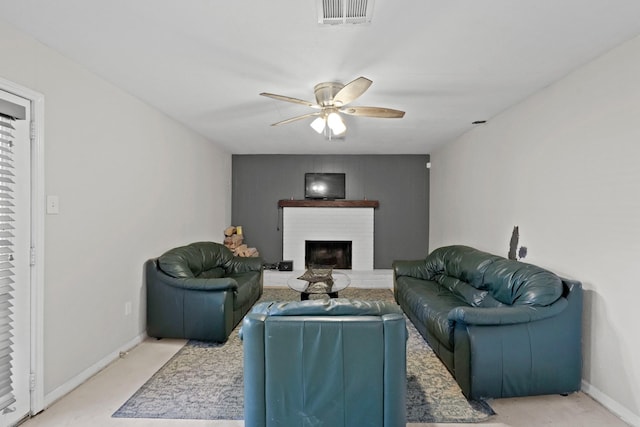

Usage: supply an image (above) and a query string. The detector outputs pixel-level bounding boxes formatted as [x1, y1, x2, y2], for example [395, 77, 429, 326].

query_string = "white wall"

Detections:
[430, 35, 640, 425]
[0, 21, 232, 403]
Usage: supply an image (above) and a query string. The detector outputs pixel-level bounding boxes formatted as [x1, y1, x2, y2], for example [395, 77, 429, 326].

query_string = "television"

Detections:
[304, 173, 346, 200]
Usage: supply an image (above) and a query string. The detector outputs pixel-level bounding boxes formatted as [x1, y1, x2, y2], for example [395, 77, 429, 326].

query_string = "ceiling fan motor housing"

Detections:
[314, 82, 345, 107]
[260, 76, 405, 127]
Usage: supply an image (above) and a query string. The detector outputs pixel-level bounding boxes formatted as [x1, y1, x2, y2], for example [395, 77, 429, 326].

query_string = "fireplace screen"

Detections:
[305, 240, 352, 269]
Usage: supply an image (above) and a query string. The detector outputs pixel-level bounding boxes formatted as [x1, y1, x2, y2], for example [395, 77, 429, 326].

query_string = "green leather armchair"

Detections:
[146, 241, 263, 342]
[241, 298, 407, 427]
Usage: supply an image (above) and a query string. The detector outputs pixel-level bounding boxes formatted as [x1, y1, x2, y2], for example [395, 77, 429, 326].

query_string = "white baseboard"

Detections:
[43, 333, 146, 409]
[582, 380, 640, 426]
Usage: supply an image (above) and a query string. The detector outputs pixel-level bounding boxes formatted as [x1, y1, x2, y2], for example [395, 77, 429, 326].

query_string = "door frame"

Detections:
[0, 76, 45, 415]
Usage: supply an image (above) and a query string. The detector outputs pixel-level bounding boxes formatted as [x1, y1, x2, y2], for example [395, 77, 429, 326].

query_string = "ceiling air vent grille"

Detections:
[318, 0, 375, 25]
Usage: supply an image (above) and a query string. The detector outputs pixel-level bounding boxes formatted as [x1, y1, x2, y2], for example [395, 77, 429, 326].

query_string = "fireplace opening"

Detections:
[305, 240, 352, 269]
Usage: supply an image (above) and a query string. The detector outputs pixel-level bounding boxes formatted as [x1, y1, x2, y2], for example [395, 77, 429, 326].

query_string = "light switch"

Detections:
[47, 195, 59, 214]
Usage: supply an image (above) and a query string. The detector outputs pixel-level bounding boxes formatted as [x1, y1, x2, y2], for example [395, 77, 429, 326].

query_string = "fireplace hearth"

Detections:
[305, 240, 352, 269]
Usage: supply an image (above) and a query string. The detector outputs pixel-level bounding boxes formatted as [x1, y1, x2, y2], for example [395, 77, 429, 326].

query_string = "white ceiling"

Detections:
[3, 0, 640, 154]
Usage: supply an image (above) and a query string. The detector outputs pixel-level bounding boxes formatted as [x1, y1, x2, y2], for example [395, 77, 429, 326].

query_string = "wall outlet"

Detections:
[124, 301, 132, 316]
[46, 195, 60, 214]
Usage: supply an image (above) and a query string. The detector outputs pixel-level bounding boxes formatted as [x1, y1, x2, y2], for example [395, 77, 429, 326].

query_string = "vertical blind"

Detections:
[0, 111, 18, 413]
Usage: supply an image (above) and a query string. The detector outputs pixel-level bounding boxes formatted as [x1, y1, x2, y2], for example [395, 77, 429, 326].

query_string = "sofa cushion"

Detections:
[482, 259, 563, 306]
[434, 275, 505, 308]
[158, 245, 202, 278]
[425, 245, 500, 288]
[191, 241, 234, 270]
[158, 242, 234, 278]
[395, 276, 462, 350]
[423, 245, 562, 307]
[197, 267, 225, 279]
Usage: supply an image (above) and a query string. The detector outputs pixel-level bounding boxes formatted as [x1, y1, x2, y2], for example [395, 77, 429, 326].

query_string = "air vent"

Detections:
[317, 0, 375, 25]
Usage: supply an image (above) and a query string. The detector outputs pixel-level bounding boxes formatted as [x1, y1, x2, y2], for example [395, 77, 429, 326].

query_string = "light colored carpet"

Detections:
[113, 287, 494, 423]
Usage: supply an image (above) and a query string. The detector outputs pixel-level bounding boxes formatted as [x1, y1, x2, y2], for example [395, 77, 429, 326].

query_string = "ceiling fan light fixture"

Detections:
[310, 116, 326, 134]
[261, 76, 404, 139]
[327, 112, 346, 135]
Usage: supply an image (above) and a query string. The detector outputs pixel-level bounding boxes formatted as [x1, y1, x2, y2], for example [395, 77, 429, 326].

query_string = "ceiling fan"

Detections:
[260, 76, 405, 137]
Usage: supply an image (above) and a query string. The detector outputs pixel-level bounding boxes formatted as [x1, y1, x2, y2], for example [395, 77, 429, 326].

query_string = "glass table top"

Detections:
[287, 270, 351, 295]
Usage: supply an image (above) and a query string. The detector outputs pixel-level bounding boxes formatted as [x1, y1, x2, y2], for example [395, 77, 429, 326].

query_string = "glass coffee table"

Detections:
[287, 270, 351, 301]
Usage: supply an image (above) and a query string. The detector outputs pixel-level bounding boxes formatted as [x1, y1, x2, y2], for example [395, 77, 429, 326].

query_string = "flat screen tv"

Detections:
[304, 173, 346, 200]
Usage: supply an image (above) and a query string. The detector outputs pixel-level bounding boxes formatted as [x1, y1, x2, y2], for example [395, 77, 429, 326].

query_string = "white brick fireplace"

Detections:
[282, 206, 375, 270]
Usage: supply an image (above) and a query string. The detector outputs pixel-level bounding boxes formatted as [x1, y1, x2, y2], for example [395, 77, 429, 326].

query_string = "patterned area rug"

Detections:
[113, 287, 494, 423]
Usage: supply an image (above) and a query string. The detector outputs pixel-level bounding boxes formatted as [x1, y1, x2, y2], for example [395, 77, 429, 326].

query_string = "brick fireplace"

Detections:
[279, 200, 378, 271]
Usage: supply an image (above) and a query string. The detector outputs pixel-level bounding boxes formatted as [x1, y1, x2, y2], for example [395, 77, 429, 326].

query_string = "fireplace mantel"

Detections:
[278, 199, 379, 208]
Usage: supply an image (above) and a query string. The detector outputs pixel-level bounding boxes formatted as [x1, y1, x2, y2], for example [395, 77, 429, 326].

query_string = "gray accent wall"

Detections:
[232, 155, 430, 269]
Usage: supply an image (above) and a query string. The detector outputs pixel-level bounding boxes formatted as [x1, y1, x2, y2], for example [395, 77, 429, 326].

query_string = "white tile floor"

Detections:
[19, 338, 629, 427]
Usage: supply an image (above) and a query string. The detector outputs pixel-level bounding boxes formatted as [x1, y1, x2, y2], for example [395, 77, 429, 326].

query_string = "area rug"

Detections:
[113, 287, 494, 423]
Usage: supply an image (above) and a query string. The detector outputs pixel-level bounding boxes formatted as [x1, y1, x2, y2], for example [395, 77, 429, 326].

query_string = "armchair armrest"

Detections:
[158, 274, 239, 292]
[392, 259, 430, 280]
[447, 298, 568, 326]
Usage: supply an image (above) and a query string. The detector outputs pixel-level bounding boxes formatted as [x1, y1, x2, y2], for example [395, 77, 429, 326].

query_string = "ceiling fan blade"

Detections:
[260, 92, 320, 108]
[271, 112, 321, 126]
[333, 77, 372, 106]
[340, 106, 405, 118]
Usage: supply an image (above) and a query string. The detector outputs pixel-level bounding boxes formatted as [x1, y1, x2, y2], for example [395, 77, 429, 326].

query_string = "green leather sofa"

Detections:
[145, 241, 263, 342]
[393, 245, 582, 399]
[241, 298, 407, 427]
